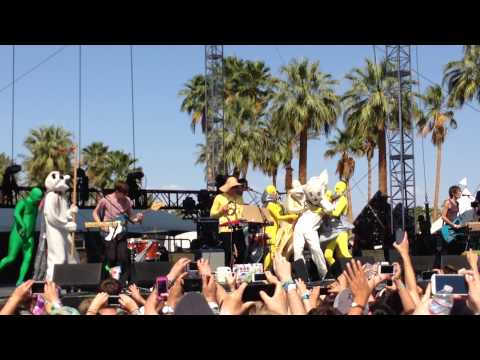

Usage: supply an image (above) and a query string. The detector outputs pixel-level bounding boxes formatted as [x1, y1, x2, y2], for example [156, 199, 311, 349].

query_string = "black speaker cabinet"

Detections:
[197, 218, 220, 247]
[131, 262, 171, 287]
[441, 255, 479, 271]
[53, 263, 103, 290]
[388, 252, 435, 273]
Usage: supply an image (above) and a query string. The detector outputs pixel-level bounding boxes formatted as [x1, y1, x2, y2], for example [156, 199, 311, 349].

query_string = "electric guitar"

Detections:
[440, 217, 466, 243]
[84, 201, 165, 241]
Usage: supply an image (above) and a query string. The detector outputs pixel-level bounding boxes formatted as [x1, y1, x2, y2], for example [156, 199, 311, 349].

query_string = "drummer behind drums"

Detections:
[210, 177, 245, 267]
[92, 181, 144, 284]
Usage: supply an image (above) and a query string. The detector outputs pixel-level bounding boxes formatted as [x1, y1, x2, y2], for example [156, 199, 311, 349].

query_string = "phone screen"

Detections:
[108, 296, 120, 306]
[156, 277, 168, 294]
[433, 275, 468, 295]
[319, 287, 329, 295]
[380, 265, 394, 274]
[253, 273, 267, 282]
[31, 282, 45, 294]
[242, 283, 275, 302]
[188, 262, 198, 271]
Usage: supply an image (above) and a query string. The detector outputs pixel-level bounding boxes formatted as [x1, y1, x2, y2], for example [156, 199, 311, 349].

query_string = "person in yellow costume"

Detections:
[321, 181, 353, 266]
[261, 185, 298, 270]
[210, 177, 245, 267]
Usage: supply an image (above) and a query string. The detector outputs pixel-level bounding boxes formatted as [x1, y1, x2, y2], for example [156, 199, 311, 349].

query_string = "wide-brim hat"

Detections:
[219, 177, 242, 193]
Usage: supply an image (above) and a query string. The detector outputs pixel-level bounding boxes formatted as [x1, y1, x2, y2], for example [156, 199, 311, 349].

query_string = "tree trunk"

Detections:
[272, 168, 277, 189]
[233, 167, 240, 179]
[284, 141, 293, 191]
[299, 128, 308, 185]
[346, 180, 354, 223]
[378, 127, 388, 195]
[432, 143, 442, 221]
[367, 157, 372, 201]
[285, 162, 293, 192]
[241, 164, 248, 179]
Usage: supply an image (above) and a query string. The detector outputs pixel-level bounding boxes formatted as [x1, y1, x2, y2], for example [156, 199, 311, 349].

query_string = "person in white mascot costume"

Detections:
[43, 171, 79, 280]
[292, 170, 331, 280]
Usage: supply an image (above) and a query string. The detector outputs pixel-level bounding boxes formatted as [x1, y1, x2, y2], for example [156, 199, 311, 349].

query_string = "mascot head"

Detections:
[45, 171, 71, 193]
[26, 187, 43, 205]
[262, 185, 278, 205]
[334, 181, 347, 196]
[304, 170, 329, 207]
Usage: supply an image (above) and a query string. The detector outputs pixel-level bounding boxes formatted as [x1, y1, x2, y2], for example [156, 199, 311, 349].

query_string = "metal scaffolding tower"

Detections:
[385, 45, 416, 241]
[204, 45, 226, 190]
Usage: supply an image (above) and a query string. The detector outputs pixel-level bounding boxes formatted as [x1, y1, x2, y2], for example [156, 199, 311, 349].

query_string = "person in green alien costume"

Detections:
[0, 187, 43, 285]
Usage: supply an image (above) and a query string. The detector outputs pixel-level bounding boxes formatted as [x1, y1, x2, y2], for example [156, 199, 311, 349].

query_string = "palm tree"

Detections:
[23, 126, 73, 186]
[0, 153, 11, 184]
[361, 135, 376, 201]
[179, 74, 206, 134]
[272, 58, 340, 185]
[324, 128, 363, 222]
[342, 59, 419, 195]
[443, 45, 480, 108]
[82, 142, 111, 189]
[417, 85, 457, 220]
[105, 150, 139, 188]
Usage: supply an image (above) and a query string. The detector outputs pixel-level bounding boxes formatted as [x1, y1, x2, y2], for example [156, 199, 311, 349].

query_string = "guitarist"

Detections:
[92, 181, 144, 284]
[441, 185, 462, 241]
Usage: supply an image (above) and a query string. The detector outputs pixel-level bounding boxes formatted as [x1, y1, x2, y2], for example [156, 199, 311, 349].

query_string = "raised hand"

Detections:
[144, 288, 161, 315]
[467, 249, 479, 272]
[119, 294, 139, 314]
[87, 292, 109, 315]
[225, 271, 238, 292]
[412, 283, 432, 315]
[202, 275, 217, 303]
[393, 232, 410, 258]
[167, 272, 188, 309]
[259, 282, 288, 315]
[344, 260, 371, 308]
[43, 281, 60, 305]
[167, 258, 191, 282]
[128, 284, 146, 306]
[273, 252, 292, 283]
[197, 258, 212, 277]
[219, 283, 255, 315]
[464, 270, 480, 314]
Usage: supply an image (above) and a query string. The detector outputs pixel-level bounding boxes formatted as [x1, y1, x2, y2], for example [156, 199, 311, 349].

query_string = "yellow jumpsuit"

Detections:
[324, 193, 351, 266]
[263, 202, 298, 270]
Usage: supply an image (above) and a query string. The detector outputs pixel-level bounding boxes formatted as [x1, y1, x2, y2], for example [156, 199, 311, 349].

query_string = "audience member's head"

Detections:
[99, 278, 122, 295]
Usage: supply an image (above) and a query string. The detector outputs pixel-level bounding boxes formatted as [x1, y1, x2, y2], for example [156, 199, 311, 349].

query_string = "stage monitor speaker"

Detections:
[169, 252, 195, 265]
[440, 255, 479, 271]
[131, 262, 171, 288]
[389, 251, 435, 273]
[199, 249, 225, 269]
[53, 263, 103, 290]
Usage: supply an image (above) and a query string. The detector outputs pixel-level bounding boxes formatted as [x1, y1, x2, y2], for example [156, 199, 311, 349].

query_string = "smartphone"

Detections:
[319, 287, 329, 295]
[183, 278, 202, 293]
[242, 283, 275, 302]
[156, 276, 169, 299]
[187, 262, 198, 271]
[252, 273, 267, 282]
[31, 281, 46, 294]
[431, 274, 468, 295]
[422, 271, 436, 281]
[108, 296, 120, 306]
[379, 264, 394, 275]
[386, 279, 393, 287]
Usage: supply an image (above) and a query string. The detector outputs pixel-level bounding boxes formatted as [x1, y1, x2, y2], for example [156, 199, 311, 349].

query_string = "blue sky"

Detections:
[0, 45, 478, 216]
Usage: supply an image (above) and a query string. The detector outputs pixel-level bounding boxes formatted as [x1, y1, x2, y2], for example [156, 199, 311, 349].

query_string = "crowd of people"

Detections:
[2, 232, 480, 315]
